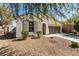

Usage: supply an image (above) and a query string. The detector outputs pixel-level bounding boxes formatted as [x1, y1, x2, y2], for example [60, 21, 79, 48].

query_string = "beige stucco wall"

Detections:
[23, 20, 29, 32]
[16, 17, 51, 38]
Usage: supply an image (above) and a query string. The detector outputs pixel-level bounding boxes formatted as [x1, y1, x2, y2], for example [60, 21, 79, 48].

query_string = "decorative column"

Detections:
[46, 24, 49, 34]
[34, 21, 38, 34]
[16, 19, 22, 38]
[60, 26, 62, 33]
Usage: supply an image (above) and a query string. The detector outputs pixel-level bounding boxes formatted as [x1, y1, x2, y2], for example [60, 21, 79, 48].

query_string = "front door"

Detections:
[43, 23, 46, 34]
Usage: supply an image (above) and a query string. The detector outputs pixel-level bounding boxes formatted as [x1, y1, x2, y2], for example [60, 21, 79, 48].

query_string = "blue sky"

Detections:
[12, 20, 16, 27]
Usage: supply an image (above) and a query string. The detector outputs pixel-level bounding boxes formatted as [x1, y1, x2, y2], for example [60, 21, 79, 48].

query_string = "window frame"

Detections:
[29, 21, 34, 32]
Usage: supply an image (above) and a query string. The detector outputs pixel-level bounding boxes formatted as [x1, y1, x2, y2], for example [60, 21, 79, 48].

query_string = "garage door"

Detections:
[49, 26, 60, 34]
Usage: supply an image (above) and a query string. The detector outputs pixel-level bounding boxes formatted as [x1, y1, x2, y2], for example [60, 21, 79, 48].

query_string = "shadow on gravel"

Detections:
[0, 46, 11, 56]
[0, 45, 26, 56]
[0, 33, 16, 40]
[12, 39, 25, 42]
[0, 46, 9, 50]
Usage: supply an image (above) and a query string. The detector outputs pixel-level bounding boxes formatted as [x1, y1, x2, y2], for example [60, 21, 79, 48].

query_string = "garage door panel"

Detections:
[49, 26, 60, 34]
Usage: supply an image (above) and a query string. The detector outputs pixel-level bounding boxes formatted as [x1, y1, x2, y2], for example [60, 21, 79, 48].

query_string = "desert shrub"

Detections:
[72, 30, 77, 34]
[37, 31, 42, 38]
[70, 41, 79, 48]
[21, 31, 29, 39]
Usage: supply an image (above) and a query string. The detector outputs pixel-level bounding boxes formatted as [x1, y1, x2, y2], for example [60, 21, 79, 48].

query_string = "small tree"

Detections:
[74, 21, 79, 32]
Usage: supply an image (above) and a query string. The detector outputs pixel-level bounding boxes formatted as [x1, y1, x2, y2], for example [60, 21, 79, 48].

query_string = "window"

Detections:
[29, 21, 34, 32]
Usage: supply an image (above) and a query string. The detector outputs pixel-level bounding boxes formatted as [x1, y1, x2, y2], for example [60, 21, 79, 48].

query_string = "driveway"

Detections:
[43, 34, 79, 43]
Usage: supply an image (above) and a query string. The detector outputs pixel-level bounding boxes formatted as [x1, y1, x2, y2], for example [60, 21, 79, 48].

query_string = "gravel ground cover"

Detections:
[0, 37, 79, 56]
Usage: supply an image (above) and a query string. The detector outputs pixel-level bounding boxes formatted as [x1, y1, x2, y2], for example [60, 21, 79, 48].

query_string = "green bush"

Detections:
[74, 21, 79, 32]
[70, 41, 79, 48]
[21, 31, 29, 39]
[37, 31, 42, 38]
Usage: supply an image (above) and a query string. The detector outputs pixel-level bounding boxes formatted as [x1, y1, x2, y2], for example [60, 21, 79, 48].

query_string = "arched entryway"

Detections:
[42, 23, 46, 35]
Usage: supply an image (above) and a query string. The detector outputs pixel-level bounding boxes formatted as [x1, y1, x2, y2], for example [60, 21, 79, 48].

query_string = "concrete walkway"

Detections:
[43, 34, 79, 43]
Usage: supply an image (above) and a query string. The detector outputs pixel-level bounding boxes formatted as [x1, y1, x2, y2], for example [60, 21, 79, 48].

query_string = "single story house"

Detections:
[16, 13, 62, 38]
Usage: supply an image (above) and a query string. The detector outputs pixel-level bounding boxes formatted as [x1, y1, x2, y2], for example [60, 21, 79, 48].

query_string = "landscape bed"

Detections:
[0, 37, 79, 56]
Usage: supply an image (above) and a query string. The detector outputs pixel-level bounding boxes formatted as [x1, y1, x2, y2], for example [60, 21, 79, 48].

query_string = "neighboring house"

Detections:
[2, 20, 16, 34]
[2, 21, 16, 38]
[16, 13, 62, 38]
[2, 25, 9, 34]
[0, 26, 4, 34]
